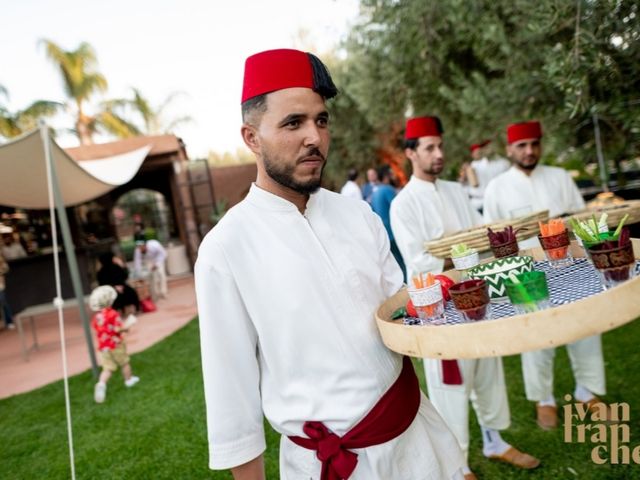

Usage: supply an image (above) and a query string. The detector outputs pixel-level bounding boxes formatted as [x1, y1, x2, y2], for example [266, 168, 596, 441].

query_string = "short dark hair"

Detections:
[403, 138, 419, 151]
[241, 94, 268, 123]
[347, 168, 358, 181]
[377, 165, 391, 181]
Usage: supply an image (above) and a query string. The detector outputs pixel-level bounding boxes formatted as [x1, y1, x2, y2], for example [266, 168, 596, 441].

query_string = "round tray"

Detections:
[375, 240, 640, 359]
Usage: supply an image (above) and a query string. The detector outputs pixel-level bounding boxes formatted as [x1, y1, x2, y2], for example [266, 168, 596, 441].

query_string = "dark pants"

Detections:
[0, 289, 14, 325]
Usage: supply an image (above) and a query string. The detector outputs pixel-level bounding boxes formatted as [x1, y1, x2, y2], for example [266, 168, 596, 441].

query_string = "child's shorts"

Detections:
[100, 344, 130, 372]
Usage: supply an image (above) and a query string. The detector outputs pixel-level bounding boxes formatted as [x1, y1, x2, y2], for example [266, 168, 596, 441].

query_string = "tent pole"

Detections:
[41, 126, 99, 377]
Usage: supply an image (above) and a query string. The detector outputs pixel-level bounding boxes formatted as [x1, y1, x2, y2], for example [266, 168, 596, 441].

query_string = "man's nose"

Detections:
[303, 123, 321, 147]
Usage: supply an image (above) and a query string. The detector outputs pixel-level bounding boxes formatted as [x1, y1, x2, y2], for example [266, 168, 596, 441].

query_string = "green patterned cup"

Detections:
[505, 271, 551, 314]
[468, 256, 534, 302]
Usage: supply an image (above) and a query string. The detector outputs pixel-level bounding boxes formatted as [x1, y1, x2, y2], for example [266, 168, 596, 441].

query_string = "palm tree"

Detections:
[40, 39, 106, 144]
[105, 87, 193, 136]
[0, 84, 62, 140]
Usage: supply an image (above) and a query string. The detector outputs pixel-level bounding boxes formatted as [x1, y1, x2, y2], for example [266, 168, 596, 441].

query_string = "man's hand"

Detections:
[231, 454, 265, 480]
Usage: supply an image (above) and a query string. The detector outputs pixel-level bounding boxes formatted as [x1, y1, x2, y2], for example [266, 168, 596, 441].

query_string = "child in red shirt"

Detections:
[90, 285, 139, 403]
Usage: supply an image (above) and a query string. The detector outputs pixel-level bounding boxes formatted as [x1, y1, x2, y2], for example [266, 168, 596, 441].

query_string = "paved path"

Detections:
[0, 275, 197, 399]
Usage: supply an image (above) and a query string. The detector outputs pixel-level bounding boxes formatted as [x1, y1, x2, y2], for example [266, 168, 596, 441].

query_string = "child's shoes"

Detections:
[125, 376, 140, 388]
[94, 382, 107, 403]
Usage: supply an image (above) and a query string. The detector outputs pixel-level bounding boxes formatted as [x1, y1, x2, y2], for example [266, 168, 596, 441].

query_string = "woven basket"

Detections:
[424, 210, 549, 259]
[566, 200, 640, 230]
[375, 240, 640, 359]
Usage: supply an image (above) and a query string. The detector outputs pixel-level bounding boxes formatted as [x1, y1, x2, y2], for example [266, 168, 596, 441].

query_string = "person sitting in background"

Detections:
[0, 251, 15, 330]
[89, 285, 139, 404]
[339, 168, 363, 200]
[97, 252, 140, 316]
[370, 165, 405, 279]
[1, 227, 27, 261]
[134, 239, 168, 300]
[361, 167, 379, 204]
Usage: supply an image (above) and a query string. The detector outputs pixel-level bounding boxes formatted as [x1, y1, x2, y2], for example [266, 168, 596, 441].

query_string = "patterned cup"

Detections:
[407, 281, 446, 325]
[452, 250, 480, 277]
[449, 279, 491, 322]
[490, 239, 519, 259]
[505, 271, 551, 314]
[468, 256, 534, 302]
[538, 230, 573, 268]
[587, 242, 636, 289]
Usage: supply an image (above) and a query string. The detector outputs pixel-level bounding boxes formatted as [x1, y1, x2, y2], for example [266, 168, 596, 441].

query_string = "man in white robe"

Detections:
[340, 168, 363, 200]
[483, 121, 606, 431]
[462, 140, 510, 212]
[196, 49, 465, 480]
[390, 116, 540, 479]
[134, 239, 168, 300]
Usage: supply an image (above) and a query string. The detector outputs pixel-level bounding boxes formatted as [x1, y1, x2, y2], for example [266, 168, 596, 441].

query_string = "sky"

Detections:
[0, 0, 360, 158]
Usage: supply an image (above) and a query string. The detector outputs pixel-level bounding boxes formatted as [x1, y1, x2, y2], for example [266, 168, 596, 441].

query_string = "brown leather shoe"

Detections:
[488, 446, 541, 469]
[464, 473, 478, 480]
[536, 403, 558, 430]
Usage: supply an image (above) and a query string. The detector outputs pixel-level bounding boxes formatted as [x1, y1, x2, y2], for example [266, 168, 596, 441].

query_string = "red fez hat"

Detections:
[404, 116, 443, 139]
[470, 139, 491, 152]
[507, 121, 543, 144]
[241, 48, 337, 103]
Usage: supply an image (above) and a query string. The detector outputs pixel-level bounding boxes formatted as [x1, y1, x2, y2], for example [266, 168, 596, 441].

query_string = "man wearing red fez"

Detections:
[484, 122, 606, 431]
[390, 116, 540, 478]
[195, 49, 464, 480]
[460, 140, 509, 212]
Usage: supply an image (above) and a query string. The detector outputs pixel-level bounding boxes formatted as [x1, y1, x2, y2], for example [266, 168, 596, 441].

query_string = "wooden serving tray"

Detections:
[375, 240, 640, 359]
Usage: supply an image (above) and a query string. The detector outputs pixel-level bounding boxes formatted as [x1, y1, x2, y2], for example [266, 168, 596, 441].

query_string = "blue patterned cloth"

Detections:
[404, 258, 640, 326]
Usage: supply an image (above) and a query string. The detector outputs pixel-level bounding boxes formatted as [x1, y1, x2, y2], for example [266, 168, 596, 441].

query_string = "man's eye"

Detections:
[285, 120, 300, 128]
[317, 117, 329, 127]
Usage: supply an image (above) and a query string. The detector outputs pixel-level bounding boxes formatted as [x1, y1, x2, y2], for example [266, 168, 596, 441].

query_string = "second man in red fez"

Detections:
[391, 115, 540, 478]
[483, 122, 607, 432]
[196, 50, 465, 480]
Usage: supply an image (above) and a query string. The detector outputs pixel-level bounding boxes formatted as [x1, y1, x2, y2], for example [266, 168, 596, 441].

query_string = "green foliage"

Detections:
[329, 0, 640, 182]
[3, 316, 640, 478]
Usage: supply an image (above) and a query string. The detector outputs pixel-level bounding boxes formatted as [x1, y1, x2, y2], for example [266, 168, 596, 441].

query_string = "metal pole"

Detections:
[592, 112, 609, 193]
[40, 125, 99, 377]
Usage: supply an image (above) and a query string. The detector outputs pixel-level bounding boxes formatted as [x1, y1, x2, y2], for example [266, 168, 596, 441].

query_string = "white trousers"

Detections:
[521, 334, 606, 402]
[279, 393, 465, 479]
[149, 263, 168, 300]
[424, 357, 510, 460]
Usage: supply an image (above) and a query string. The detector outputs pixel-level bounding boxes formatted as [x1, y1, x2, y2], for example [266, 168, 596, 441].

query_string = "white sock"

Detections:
[574, 384, 595, 403]
[538, 395, 557, 407]
[481, 426, 511, 457]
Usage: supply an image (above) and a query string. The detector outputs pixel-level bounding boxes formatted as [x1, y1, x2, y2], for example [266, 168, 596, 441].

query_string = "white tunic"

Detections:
[133, 239, 167, 273]
[390, 177, 482, 280]
[196, 184, 463, 477]
[483, 165, 585, 223]
[467, 157, 510, 211]
[340, 180, 363, 200]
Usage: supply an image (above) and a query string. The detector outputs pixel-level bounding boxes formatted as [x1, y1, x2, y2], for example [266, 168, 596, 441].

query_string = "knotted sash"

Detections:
[288, 356, 420, 480]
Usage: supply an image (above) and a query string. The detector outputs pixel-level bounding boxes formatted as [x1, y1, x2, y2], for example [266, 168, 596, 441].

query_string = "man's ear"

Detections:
[404, 148, 415, 162]
[241, 123, 261, 154]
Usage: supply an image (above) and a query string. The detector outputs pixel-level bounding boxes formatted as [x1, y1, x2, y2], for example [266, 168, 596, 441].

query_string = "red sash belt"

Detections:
[441, 359, 463, 385]
[288, 356, 420, 480]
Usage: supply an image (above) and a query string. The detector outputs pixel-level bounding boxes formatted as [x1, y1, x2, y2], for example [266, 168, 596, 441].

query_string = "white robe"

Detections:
[340, 180, 363, 200]
[483, 165, 585, 223]
[196, 184, 463, 478]
[481, 165, 604, 403]
[389, 176, 509, 460]
[467, 157, 510, 211]
[390, 177, 482, 281]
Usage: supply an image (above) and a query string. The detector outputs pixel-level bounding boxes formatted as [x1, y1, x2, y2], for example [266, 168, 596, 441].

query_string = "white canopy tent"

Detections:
[0, 128, 149, 209]
[0, 124, 150, 479]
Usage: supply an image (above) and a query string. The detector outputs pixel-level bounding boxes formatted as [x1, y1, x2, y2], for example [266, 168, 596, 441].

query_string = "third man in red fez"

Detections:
[483, 121, 607, 432]
[391, 115, 540, 478]
[195, 49, 465, 480]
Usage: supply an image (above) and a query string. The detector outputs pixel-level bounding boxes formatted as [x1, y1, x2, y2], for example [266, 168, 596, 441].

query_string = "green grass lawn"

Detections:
[2, 317, 640, 479]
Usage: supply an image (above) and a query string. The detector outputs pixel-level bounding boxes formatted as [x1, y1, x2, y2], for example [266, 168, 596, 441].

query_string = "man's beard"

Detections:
[263, 148, 325, 195]
[515, 155, 538, 171]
